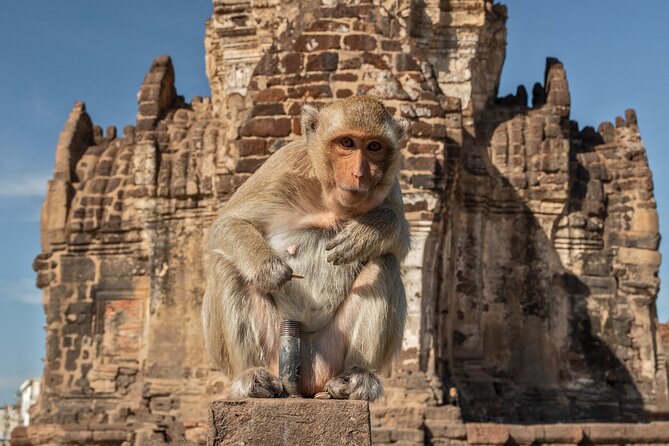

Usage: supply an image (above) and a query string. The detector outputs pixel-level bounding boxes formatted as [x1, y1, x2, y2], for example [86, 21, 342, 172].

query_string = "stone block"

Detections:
[618, 247, 661, 267]
[465, 423, 510, 445]
[60, 256, 96, 283]
[207, 399, 371, 446]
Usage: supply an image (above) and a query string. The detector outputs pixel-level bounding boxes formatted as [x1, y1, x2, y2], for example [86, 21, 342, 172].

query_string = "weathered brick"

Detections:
[287, 84, 333, 99]
[306, 19, 350, 32]
[343, 34, 377, 51]
[280, 52, 303, 73]
[236, 139, 267, 157]
[410, 121, 432, 138]
[255, 88, 287, 103]
[411, 174, 436, 189]
[251, 103, 285, 117]
[235, 157, 269, 173]
[336, 89, 354, 98]
[339, 57, 362, 70]
[306, 52, 339, 71]
[396, 53, 421, 72]
[381, 40, 402, 51]
[332, 73, 358, 82]
[240, 117, 292, 137]
[408, 142, 439, 154]
[404, 156, 437, 171]
[253, 54, 280, 76]
[362, 52, 389, 69]
[295, 34, 341, 52]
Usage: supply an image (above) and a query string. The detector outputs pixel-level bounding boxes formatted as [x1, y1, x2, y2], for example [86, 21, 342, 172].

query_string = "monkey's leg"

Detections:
[308, 254, 407, 401]
[202, 257, 283, 397]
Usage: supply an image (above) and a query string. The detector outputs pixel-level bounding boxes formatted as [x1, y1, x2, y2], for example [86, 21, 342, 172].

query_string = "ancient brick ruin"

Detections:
[15, 1, 669, 445]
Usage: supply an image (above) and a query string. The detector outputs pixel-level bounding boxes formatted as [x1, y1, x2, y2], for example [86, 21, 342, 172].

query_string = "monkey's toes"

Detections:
[230, 367, 285, 398]
[323, 367, 383, 402]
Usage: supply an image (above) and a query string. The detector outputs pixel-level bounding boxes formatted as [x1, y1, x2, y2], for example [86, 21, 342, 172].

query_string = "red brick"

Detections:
[336, 89, 354, 98]
[339, 57, 362, 70]
[306, 52, 339, 71]
[320, 4, 373, 18]
[236, 156, 269, 173]
[410, 121, 432, 137]
[306, 20, 350, 32]
[408, 142, 439, 154]
[362, 52, 389, 69]
[255, 88, 287, 103]
[236, 139, 267, 157]
[253, 54, 280, 76]
[343, 34, 377, 51]
[240, 117, 292, 137]
[280, 53, 303, 73]
[410, 174, 435, 189]
[404, 156, 437, 171]
[292, 118, 301, 135]
[287, 102, 302, 115]
[396, 53, 420, 72]
[381, 40, 402, 51]
[332, 73, 358, 82]
[295, 34, 341, 52]
[251, 103, 285, 117]
[287, 84, 333, 99]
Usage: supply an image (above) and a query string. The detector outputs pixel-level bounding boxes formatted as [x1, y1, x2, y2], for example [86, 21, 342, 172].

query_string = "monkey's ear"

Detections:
[394, 118, 410, 143]
[301, 104, 320, 137]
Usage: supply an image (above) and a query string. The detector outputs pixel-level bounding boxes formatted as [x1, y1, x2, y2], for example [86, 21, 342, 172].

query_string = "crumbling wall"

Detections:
[17, 1, 667, 445]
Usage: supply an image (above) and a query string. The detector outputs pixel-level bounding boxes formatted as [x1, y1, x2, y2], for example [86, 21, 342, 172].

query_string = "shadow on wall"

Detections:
[424, 84, 648, 422]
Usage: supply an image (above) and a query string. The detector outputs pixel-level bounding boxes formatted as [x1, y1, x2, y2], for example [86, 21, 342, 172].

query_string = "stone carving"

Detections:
[16, 1, 666, 445]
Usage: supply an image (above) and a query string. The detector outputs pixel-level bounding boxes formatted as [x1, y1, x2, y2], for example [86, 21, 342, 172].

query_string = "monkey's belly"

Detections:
[267, 229, 363, 333]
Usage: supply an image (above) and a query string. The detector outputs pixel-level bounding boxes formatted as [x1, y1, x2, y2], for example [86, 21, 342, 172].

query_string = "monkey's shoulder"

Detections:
[261, 139, 311, 173]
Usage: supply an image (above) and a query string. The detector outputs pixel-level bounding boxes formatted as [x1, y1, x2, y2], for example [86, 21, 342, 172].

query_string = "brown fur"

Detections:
[202, 96, 410, 400]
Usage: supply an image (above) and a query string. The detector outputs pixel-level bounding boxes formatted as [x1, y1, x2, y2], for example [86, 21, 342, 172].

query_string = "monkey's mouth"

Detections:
[338, 185, 370, 195]
[336, 186, 369, 206]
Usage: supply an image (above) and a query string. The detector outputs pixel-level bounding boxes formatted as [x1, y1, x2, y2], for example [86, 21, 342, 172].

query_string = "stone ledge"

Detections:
[466, 422, 669, 445]
[207, 399, 371, 446]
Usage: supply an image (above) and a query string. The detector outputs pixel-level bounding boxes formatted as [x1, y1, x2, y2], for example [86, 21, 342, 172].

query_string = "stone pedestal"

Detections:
[207, 399, 371, 446]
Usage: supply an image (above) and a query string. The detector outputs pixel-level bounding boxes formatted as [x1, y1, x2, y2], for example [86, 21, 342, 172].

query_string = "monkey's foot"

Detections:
[229, 367, 285, 398]
[323, 367, 383, 401]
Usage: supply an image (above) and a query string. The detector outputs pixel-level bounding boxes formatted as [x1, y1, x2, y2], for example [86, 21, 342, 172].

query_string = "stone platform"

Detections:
[207, 399, 371, 446]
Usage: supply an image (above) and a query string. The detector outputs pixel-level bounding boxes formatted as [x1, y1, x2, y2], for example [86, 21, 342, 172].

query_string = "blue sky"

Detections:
[0, 1, 667, 403]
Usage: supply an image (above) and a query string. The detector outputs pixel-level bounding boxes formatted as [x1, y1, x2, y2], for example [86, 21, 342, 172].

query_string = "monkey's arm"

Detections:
[209, 213, 293, 291]
[208, 149, 302, 291]
[326, 181, 410, 264]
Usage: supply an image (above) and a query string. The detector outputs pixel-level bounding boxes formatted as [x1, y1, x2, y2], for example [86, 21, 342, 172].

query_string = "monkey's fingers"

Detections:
[327, 246, 357, 265]
[325, 229, 351, 251]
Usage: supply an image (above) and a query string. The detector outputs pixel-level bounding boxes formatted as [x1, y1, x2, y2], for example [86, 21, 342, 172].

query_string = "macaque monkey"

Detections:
[202, 96, 410, 401]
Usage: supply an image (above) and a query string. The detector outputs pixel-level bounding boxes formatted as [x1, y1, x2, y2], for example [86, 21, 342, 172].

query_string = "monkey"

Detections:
[201, 96, 410, 401]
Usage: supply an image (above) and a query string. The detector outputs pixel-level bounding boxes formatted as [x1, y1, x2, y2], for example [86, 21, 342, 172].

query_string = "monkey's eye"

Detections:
[339, 137, 354, 148]
[367, 141, 382, 152]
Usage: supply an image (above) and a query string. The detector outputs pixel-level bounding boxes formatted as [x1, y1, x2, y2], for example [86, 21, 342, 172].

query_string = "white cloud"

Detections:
[0, 278, 42, 305]
[0, 173, 50, 198]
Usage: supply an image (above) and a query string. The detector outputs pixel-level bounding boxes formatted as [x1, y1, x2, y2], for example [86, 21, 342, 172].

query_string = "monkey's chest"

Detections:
[267, 229, 363, 333]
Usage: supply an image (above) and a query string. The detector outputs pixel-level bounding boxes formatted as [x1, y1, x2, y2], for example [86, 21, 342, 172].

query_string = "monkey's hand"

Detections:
[250, 256, 294, 292]
[326, 207, 409, 265]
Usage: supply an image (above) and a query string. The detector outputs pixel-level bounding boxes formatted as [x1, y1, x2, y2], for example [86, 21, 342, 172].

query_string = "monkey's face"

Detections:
[328, 132, 389, 208]
[301, 96, 408, 212]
